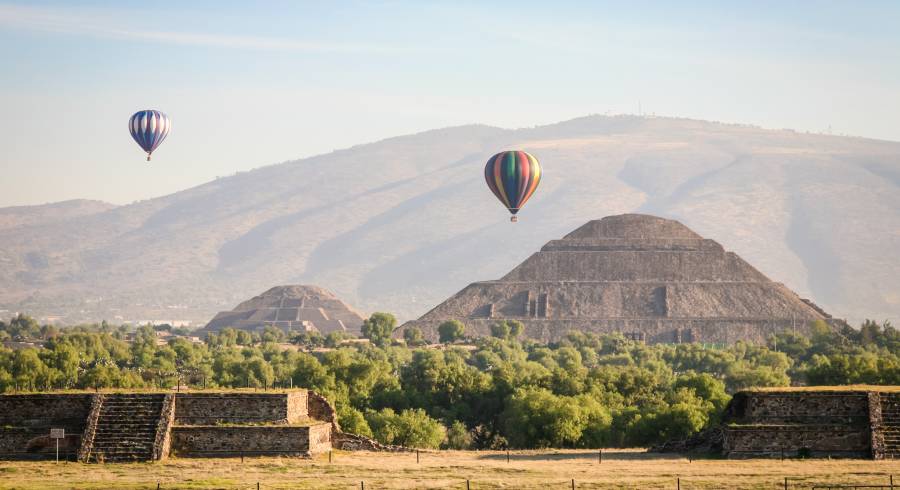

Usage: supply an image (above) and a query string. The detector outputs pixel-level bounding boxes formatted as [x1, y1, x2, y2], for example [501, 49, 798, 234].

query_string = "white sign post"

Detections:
[50, 428, 64, 464]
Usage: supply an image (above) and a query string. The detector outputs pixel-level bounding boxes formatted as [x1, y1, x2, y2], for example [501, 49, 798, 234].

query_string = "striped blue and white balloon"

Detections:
[128, 110, 170, 161]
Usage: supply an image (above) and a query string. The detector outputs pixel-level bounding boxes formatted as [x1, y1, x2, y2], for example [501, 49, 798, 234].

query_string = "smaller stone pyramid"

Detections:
[199, 285, 365, 335]
[403, 214, 835, 344]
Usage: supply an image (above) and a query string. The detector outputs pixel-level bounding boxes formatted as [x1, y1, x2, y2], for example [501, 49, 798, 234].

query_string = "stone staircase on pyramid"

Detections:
[881, 393, 900, 458]
[84, 394, 168, 463]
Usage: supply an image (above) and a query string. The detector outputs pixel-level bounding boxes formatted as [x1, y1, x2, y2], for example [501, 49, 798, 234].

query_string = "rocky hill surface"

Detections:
[1, 115, 897, 326]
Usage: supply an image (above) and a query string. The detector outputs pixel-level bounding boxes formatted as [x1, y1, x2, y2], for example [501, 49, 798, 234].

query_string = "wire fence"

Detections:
[135, 478, 900, 490]
[6, 448, 900, 489]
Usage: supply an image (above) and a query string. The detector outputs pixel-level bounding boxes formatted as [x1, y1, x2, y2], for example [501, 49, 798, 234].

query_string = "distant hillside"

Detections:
[0, 199, 116, 231]
[0, 115, 897, 326]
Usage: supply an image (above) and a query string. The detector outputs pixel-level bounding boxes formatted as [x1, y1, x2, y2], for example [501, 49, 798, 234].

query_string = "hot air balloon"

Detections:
[484, 150, 542, 222]
[129, 110, 170, 161]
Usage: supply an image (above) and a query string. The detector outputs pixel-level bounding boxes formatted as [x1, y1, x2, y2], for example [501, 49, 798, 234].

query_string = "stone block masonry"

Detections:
[722, 390, 880, 458]
[0, 394, 92, 460]
[403, 214, 837, 345]
[655, 388, 900, 459]
[171, 424, 331, 457]
[0, 390, 337, 462]
[174, 391, 308, 425]
[725, 425, 870, 458]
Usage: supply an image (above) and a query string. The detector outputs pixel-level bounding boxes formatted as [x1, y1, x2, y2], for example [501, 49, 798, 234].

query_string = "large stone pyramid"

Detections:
[403, 214, 834, 344]
[199, 285, 365, 336]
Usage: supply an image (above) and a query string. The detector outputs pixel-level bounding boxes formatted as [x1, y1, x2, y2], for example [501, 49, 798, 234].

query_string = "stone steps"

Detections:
[88, 394, 165, 463]
[878, 395, 900, 454]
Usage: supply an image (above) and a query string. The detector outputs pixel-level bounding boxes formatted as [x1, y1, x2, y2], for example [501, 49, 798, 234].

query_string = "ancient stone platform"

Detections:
[655, 387, 900, 459]
[404, 214, 835, 344]
[0, 390, 336, 462]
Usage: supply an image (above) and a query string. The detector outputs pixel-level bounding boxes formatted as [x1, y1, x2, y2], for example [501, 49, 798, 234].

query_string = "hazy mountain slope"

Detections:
[1, 116, 897, 325]
[0, 199, 116, 231]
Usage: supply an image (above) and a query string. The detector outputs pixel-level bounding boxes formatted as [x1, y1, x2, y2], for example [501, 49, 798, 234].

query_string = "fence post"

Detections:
[598, 449, 602, 464]
[329, 450, 332, 463]
[677, 477, 680, 490]
[506, 449, 509, 463]
[891, 474, 894, 489]
[571, 478, 575, 489]
[466, 480, 470, 490]
[361, 481, 364, 490]
[784, 477, 787, 490]
[417, 449, 420, 464]
[156, 482, 160, 490]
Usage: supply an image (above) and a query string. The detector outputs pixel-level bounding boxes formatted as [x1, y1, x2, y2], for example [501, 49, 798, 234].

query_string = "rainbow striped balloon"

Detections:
[129, 110, 170, 161]
[484, 150, 542, 222]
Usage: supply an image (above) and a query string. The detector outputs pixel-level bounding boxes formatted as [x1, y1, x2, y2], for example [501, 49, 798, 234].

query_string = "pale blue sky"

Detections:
[2, 1, 899, 206]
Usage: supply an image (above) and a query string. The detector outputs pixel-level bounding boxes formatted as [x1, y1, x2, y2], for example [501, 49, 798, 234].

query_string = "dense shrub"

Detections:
[2, 314, 896, 449]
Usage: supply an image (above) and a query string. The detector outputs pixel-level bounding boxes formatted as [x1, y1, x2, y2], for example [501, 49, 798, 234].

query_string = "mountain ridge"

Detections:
[1, 115, 898, 326]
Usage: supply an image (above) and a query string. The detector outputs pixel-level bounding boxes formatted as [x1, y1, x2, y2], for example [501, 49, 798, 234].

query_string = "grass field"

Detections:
[0, 449, 897, 489]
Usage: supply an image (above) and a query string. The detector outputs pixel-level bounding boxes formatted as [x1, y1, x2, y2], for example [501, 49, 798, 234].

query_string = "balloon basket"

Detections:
[510, 216, 518, 223]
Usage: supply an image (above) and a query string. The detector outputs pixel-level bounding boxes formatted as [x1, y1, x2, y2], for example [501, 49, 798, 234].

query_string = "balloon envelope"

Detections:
[129, 110, 170, 160]
[484, 150, 542, 218]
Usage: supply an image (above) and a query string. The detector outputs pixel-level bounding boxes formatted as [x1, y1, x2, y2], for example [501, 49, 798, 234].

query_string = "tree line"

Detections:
[0, 313, 897, 449]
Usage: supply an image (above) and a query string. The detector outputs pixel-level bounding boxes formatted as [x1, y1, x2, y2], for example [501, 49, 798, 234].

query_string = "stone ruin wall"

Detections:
[502, 249, 769, 283]
[173, 392, 308, 425]
[725, 425, 870, 458]
[307, 390, 341, 432]
[731, 392, 870, 424]
[431, 282, 820, 320]
[411, 278, 823, 344]
[719, 390, 889, 459]
[0, 394, 92, 459]
[0, 391, 334, 461]
[407, 251, 825, 344]
[170, 425, 330, 457]
[414, 316, 818, 345]
[170, 391, 330, 458]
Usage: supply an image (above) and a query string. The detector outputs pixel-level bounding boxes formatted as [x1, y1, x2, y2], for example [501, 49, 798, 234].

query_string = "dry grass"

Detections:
[0, 449, 898, 489]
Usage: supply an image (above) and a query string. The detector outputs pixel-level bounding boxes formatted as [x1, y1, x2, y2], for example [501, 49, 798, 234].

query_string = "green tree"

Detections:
[261, 325, 285, 343]
[361, 313, 397, 347]
[8, 314, 41, 340]
[337, 404, 373, 438]
[365, 408, 446, 448]
[236, 330, 253, 346]
[438, 320, 465, 344]
[502, 387, 586, 448]
[325, 331, 351, 348]
[445, 420, 471, 449]
[489, 320, 525, 340]
[674, 372, 730, 413]
[508, 320, 524, 339]
[490, 322, 511, 340]
[403, 326, 425, 346]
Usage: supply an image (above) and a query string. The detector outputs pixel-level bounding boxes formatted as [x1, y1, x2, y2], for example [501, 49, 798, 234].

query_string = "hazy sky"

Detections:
[2, 1, 899, 207]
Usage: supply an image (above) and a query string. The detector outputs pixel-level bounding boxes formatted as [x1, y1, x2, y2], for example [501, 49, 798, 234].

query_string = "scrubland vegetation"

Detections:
[1, 313, 898, 449]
